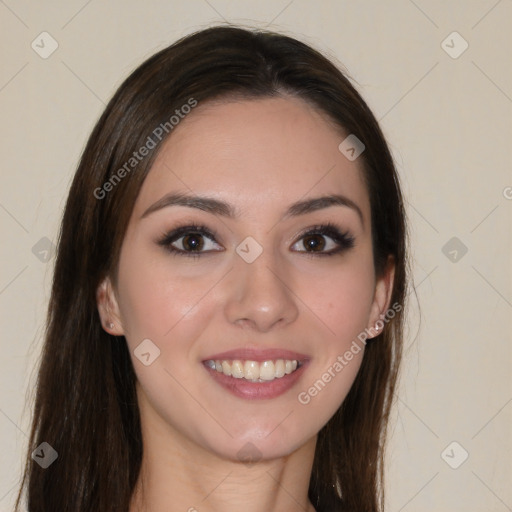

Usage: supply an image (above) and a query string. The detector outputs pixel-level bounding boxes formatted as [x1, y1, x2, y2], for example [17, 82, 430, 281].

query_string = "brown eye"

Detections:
[158, 225, 223, 257]
[302, 234, 326, 252]
[291, 223, 355, 256]
[181, 233, 205, 251]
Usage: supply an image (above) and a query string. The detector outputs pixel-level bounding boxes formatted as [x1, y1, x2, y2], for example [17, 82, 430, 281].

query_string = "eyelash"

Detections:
[157, 222, 355, 259]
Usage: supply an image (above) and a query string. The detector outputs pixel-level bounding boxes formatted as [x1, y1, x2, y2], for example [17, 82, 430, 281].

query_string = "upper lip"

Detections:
[203, 348, 309, 362]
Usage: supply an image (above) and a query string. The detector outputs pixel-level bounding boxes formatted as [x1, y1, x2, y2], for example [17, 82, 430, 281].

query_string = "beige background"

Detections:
[1, 1, 511, 511]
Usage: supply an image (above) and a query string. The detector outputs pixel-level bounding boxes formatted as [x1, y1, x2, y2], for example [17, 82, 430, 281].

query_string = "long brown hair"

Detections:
[16, 25, 408, 512]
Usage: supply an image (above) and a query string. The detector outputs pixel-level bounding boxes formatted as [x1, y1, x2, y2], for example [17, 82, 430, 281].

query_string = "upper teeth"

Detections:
[205, 359, 299, 382]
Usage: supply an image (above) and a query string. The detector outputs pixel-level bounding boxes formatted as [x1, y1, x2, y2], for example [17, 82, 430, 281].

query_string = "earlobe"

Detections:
[96, 276, 124, 335]
[367, 256, 396, 338]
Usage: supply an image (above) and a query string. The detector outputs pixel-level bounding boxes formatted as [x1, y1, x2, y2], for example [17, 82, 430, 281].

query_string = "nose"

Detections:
[223, 248, 300, 333]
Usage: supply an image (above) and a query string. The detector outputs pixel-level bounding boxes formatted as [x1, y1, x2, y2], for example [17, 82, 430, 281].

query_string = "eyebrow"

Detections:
[141, 192, 364, 226]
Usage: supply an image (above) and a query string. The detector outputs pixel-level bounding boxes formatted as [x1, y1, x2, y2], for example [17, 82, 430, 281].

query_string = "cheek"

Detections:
[296, 253, 376, 346]
[282, 252, 376, 420]
[116, 244, 219, 350]
[114, 248, 223, 435]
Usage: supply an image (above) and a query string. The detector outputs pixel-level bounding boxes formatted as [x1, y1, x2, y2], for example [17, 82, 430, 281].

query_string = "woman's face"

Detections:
[99, 96, 393, 461]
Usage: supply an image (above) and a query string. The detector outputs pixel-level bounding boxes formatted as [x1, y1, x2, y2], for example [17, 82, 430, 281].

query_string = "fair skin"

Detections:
[97, 96, 394, 512]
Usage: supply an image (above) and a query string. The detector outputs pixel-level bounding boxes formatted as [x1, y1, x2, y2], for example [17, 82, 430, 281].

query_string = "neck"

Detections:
[129, 405, 318, 512]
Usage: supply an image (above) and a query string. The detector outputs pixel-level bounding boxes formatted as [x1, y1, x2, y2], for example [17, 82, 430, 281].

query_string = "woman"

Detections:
[16, 25, 409, 512]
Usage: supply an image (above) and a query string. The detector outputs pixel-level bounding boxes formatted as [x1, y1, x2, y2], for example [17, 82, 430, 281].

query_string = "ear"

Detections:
[96, 276, 125, 336]
[366, 255, 396, 339]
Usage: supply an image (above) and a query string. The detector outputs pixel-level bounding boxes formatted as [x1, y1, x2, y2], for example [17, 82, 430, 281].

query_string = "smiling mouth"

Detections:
[203, 359, 303, 382]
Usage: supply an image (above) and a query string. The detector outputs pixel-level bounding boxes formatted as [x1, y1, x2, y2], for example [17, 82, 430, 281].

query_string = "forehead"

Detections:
[132, 96, 370, 224]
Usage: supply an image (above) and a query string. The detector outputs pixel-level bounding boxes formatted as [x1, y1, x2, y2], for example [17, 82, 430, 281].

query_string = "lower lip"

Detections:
[203, 362, 308, 400]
